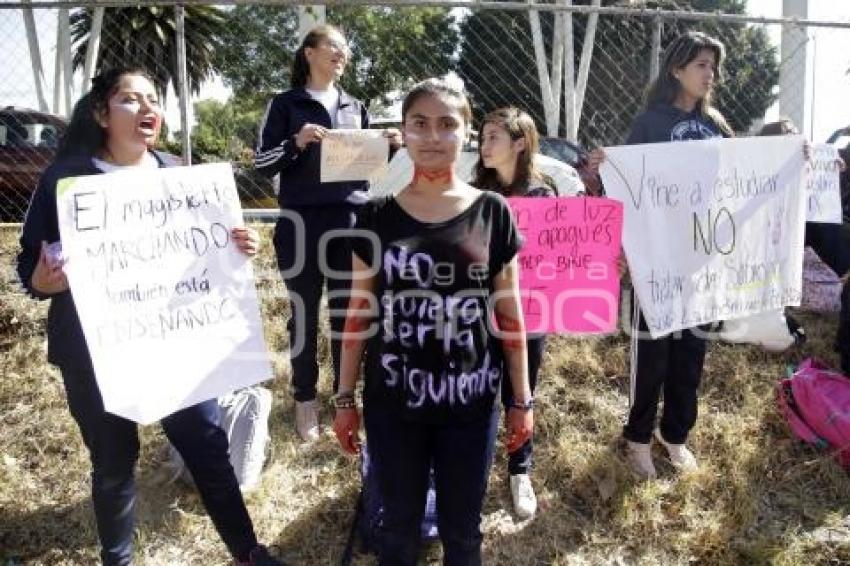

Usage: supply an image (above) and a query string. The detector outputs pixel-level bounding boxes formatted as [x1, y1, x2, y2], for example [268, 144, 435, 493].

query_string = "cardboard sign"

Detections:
[320, 129, 389, 182]
[508, 196, 623, 334]
[807, 143, 843, 223]
[56, 163, 272, 424]
[599, 136, 807, 338]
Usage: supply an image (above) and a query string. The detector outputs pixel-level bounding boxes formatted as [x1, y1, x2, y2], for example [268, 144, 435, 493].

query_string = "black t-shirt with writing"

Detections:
[352, 191, 522, 424]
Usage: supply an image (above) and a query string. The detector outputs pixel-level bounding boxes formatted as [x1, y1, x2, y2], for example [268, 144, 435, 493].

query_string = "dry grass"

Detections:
[2, 224, 850, 565]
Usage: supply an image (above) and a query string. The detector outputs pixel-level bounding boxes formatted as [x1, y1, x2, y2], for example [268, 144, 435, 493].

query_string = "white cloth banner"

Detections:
[806, 143, 843, 223]
[599, 135, 807, 338]
[320, 129, 389, 183]
[369, 149, 584, 198]
[56, 163, 273, 424]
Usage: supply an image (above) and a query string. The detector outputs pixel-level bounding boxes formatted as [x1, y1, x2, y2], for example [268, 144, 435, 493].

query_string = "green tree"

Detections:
[70, 5, 226, 96]
[163, 95, 274, 207]
[212, 5, 300, 99]
[457, 8, 544, 129]
[456, 0, 779, 146]
[191, 96, 266, 163]
[331, 6, 459, 111]
[162, 95, 265, 162]
[213, 6, 459, 110]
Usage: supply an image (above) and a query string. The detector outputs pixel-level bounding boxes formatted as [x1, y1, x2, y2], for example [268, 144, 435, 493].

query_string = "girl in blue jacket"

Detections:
[255, 24, 400, 441]
[17, 67, 280, 566]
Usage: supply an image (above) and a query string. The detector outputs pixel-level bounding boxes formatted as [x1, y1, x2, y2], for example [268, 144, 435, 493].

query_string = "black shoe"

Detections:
[235, 545, 285, 566]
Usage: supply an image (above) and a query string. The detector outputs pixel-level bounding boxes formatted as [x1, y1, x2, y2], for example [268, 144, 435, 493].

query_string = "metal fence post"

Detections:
[22, 0, 48, 112]
[649, 15, 662, 82]
[780, 0, 809, 134]
[175, 3, 192, 165]
[56, 2, 73, 117]
[81, 7, 105, 94]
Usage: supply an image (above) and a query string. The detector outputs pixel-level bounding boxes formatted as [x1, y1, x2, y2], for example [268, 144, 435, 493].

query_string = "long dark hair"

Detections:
[473, 107, 545, 196]
[57, 66, 154, 159]
[291, 24, 346, 89]
[645, 31, 733, 136]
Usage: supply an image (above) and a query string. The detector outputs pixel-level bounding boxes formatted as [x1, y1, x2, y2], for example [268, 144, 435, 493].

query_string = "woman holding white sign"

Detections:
[592, 32, 734, 480]
[473, 106, 557, 519]
[17, 68, 281, 566]
[255, 25, 401, 442]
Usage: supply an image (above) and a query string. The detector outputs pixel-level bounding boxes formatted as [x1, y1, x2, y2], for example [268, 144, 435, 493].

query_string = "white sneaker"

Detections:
[295, 400, 320, 442]
[510, 473, 537, 519]
[625, 440, 657, 480]
[654, 429, 698, 471]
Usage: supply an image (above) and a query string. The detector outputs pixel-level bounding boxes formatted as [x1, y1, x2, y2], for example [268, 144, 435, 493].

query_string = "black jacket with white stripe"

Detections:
[254, 86, 370, 208]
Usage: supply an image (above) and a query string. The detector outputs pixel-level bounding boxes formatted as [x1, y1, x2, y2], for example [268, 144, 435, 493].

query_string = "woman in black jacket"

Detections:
[255, 25, 400, 441]
[17, 67, 280, 566]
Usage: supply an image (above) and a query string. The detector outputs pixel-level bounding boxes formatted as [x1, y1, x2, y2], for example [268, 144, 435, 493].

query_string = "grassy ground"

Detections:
[2, 224, 850, 565]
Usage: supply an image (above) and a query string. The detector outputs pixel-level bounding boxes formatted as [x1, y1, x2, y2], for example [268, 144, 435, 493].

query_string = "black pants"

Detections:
[60, 367, 257, 565]
[840, 283, 850, 375]
[805, 222, 850, 277]
[622, 312, 708, 445]
[364, 404, 498, 566]
[806, 222, 850, 374]
[500, 334, 545, 474]
[274, 204, 359, 402]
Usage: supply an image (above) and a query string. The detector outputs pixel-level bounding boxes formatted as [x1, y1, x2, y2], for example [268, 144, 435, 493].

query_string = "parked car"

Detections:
[0, 107, 67, 221]
[539, 136, 586, 169]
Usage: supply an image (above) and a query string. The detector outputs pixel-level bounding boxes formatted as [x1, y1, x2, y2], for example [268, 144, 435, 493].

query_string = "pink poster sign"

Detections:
[507, 196, 624, 334]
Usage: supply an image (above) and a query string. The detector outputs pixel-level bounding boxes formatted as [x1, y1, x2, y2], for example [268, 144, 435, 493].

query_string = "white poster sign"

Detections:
[806, 143, 843, 224]
[56, 163, 272, 424]
[599, 135, 807, 337]
[320, 129, 389, 183]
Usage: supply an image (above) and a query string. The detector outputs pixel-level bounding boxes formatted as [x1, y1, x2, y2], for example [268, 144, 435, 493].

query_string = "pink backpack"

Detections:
[777, 359, 850, 469]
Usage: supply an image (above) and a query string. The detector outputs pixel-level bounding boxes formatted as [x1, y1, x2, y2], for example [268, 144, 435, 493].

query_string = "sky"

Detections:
[1, 1, 848, 141]
[746, 0, 850, 141]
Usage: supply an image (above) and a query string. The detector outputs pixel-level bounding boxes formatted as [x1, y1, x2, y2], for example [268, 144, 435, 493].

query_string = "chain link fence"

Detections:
[0, 0, 848, 222]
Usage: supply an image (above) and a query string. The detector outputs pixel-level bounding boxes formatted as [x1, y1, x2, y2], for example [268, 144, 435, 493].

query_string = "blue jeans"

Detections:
[274, 205, 359, 401]
[363, 404, 499, 566]
[60, 368, 257, 565]
[501, 334, 545, 475]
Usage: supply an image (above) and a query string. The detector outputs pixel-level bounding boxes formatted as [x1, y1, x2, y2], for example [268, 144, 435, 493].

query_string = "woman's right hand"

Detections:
[31, 240, 68, 295]
[295, 123, 327, 150]
[506, 407, 533, 453]
[333, 407, 361, 455]
[585, 148, 606, 174]
[617, 247, 629, 279]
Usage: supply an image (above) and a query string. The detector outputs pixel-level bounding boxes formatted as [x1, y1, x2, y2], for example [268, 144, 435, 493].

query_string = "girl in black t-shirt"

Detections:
[333, 79, 533, 565]
[473, 107, 556, 519]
